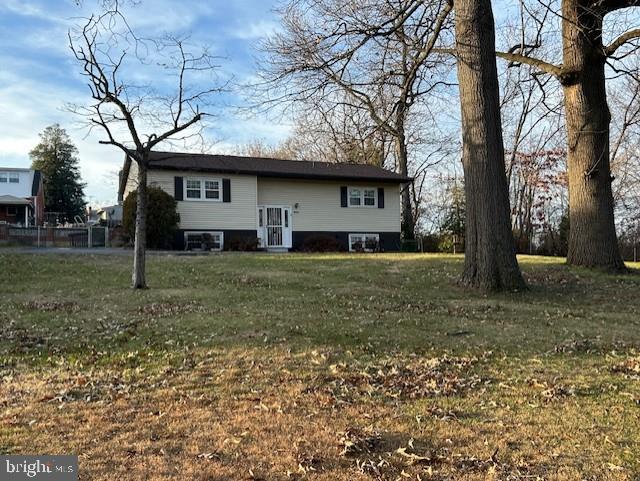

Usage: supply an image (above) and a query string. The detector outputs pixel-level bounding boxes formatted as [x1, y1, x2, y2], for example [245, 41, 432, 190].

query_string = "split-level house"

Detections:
[0, 168, 44, 226]
[118, 152, 411, 251]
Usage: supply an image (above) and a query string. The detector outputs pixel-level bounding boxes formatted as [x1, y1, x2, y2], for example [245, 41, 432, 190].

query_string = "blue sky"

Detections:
[0, 0, 289, 205]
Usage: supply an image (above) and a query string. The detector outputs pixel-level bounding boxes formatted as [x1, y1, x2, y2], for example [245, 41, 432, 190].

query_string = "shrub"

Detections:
[301, 234, 342, 252]
[401, 239, 418, 252]
[123, 187, 180, 249]
[226, 237, 260, 251]
[419, 234, 440, 253]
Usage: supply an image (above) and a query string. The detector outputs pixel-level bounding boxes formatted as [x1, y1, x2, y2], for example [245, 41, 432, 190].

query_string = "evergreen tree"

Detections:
[30, 124, 86, 222]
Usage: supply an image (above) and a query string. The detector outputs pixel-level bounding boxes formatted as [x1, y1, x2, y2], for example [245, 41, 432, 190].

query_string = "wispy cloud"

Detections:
[229, 19, 280, 40]
[0, 0, 288, 204]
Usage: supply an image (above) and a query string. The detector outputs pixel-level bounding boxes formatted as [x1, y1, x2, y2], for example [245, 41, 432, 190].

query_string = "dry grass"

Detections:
[1, 252, 640, 480]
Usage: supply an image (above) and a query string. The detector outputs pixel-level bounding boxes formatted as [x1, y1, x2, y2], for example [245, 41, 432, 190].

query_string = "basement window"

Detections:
[184, 231, 223, 251]
[349, 233, 380, 252]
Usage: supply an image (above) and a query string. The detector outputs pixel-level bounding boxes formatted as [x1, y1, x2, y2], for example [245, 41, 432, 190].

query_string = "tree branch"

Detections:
[605, 28, 640, 57]
[495, 51, 564, 78]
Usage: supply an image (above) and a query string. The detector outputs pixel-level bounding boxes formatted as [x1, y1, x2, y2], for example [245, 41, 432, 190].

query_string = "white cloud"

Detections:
[0, 0, 60, 21]
[0, 0, 291, 205]
[230, 19, 280, 40]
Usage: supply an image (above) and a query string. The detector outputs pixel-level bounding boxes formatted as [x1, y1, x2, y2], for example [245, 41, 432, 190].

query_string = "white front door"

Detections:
[258, 206, 292, 249]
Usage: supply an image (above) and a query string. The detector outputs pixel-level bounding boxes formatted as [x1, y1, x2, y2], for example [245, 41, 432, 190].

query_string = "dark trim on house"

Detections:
[222, 178, 231, 202]
[377, 187, 385, 208]
[119, 151, 412, 200]
[156, 167, 411, 184]
[340, 186, 348, 207]
[174, 229, 258, 250]
[174, 177, 183, 201]
[292, 231, 402, 252]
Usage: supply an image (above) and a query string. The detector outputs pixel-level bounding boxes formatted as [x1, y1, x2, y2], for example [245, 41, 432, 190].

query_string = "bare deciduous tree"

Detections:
[494, 0, 640, 270]
[256, 0, 455, 240]
[454, 0, 526, 290]
[69, 3, 225, 288]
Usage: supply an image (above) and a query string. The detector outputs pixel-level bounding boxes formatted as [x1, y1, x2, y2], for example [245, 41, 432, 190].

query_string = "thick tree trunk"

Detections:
[454, 0, 525, 290]
[561, 0, 625, 270]
[396, 135, 415, 240]
[132, 160, 148, 289]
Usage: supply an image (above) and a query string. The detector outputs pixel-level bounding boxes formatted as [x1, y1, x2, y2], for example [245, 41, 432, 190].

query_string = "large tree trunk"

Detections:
[561, 0, 625, 270]
[396, 134, 415, 240]
[132, 160, 148, 289]
[454, 0, 525, 290]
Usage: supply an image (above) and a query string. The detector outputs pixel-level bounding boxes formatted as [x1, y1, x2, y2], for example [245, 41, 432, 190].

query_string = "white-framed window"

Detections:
[185, 179, 202, 199]
[349, 233, 380, 252]
[184, 177, 222, 202]
[348, 187, 377, 208]
[204, 179, 220, 200]
[184, 231, 224, 251]
[9, 172, 19, 183]
[0, 173, 7, 183]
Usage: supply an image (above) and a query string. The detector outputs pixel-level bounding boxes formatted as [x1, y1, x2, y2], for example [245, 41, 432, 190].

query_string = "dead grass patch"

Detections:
[2, 253, 640, 480]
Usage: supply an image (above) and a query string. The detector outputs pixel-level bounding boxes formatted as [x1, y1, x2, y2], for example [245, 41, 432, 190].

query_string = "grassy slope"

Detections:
[1, 253, 639, 480]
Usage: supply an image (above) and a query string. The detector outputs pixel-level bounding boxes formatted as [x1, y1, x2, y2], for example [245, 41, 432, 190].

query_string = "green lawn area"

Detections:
[1, 252, 639, 480]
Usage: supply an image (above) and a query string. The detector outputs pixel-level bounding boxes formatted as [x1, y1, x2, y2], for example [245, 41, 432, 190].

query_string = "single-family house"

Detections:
[97, 204, 123, 227]
[0, 168, 45, 227]
[118, 152, 411, 252]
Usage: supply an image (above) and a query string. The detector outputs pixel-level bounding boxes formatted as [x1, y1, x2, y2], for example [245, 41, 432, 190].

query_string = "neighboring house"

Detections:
[119, 152, 411, 252]
[97, 204, 123, 227]
[0, 168, 44, 227]
[85, 206, 101, 225]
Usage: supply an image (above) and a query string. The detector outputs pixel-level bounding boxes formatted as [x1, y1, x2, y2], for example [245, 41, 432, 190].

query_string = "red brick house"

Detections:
[0, 168, 45, 226]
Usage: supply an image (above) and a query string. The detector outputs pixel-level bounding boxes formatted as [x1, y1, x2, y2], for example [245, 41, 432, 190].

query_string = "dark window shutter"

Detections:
[222, 178, 231, 203]
[377, 187, 385, 208]
[340, 186, 348, 207]
[174, 177, 183, 201]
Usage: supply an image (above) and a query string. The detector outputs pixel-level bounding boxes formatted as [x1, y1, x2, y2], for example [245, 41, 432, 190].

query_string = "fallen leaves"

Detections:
[395, 446, 431, 464]
[138, 301, 208, 319]
[611, 357, 640, 379]
[22, 300, 80, 312]
[339, 427, 382, 456]
[325, 354, 485, 403]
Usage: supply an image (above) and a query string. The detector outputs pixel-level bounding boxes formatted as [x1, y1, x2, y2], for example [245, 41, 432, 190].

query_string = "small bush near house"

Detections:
[437, 234, 464, 254]
[419, 233, 440, 252]
[123, 187, 180, 249]
[301, 234, 342, 252]
[400, 239, 418, 252]
[226, 237, 260, 251]
[108, 226, 127, 248]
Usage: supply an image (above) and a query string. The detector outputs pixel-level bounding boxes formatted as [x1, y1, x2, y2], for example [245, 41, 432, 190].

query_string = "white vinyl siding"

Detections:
[146, 170, 257, 230]
[123, 167, 402, 234]
[123, 161, 138, 199]
[0, 169, 34, 197]
[258, 179, 400, 232]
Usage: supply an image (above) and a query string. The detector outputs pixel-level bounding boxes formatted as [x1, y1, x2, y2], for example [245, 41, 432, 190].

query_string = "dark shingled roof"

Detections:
[144, 151, 412, 183]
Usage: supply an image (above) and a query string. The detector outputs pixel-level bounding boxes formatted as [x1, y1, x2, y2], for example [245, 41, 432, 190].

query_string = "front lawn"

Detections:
[1, 253, 639, 480]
